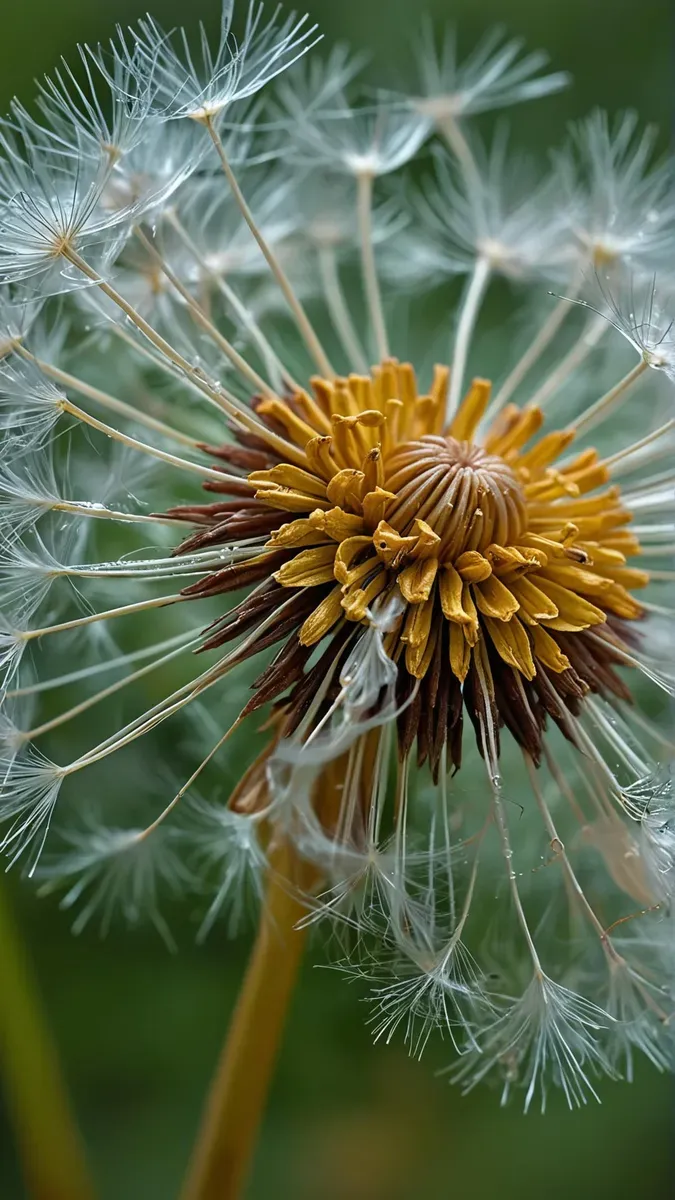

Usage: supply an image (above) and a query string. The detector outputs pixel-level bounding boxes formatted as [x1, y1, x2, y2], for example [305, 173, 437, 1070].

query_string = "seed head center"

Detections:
[383, 433, 528, 555]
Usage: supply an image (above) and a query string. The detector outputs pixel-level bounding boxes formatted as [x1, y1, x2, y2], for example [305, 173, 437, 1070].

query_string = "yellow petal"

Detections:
[274, 544, 337, 587]
[483, 616, 536, 680]
[256, 398, 318, 448]
[305, 436, 338, 480]
[538, 563, 614, 595]
[332, 409, 384, 461]
[508, 576, 559, 622]
[362, 445, 385, 491]
[530, 625, 571, 673]
[518, 532, 581, 561]
[249, 463, 327, 499]
[516, 429, 575, 471]
[333, 537, 374, 584]
[299, 586, 345, 645]
[460, 584, 480, 645]
[409, 518, 441, 559]
[602, 587, 644, 620]
[339, 554, 380, 590]
[293, 389, 333, 435]
[401, 594, 435, 650]
[438, 563, 465, 622]
[341, 569, 388, 622]
[348, 374, 376, 412]
[382, 397, 404, 453]
[401, 597, 432, 676]
[534, 577, 606, 627]
[602, 565, 650, 590]
[406, 619, 439, 678]
[315, 507, 365, 541]
[372, 520, 418, 568]
[449, 622, 471, 682]
[447, 378, 491, 441]
[326, 468, 366, 510]
[473, 575, 519, 620]
[362, 487, 396, 529]
[429, 364, 450, 432]
[268, 517, 331, 548]
[456, 550, 492, 582]
[398, 557, 439, 604]
[577, 542, 626, 567]
[485, 405, 543, 456]
[255, 486, 331, 513]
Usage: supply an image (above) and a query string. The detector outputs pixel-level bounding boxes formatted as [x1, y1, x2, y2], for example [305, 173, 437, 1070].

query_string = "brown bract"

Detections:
[168, 360, 648, 780]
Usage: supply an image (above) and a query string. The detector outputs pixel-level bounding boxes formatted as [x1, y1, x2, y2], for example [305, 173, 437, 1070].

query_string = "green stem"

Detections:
[0, 880, 95, 1200]
[180, 841, 310, 1200]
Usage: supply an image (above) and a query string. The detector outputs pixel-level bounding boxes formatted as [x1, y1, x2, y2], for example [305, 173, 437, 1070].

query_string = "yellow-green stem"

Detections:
[0, 880, 94, 1200]
[180, 842, 310, 1200]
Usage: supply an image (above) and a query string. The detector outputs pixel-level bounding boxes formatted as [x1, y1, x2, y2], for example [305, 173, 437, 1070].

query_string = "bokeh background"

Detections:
[0, 1, 673, 1197]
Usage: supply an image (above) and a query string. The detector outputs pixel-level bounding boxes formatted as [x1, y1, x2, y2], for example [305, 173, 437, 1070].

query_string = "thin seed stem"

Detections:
[447, 255, 491, 421]
[603, 418, 675, 471]
[105, 313, 236, 421]
[526, 311, 607, 410]
[524, 754, 628, 965]
[18, 347, 200, 448]
[138, 723, 239, 841]
[57, 397, 239, 485]
[568, 359, 649, 435]
[133, 227, 276, 398]
[23, 632, 200, 742]
[64, 247, 212, 374]
[317, 244, 369, 371]
[0, 880, 94, 1200]
[204, 117, 334, 379]
[50, 501, 185, 528]
[165, 211, 300, 393]
[21, 592, 184, 642]
[180, 840, 311, 1200]
[487, 290, 579, 420]
[7, 630, 199, 696]
[44, 547, 254, 579]
[437, 115, 483, 197]
[492, 789, 542, 972]
[356, 170, 389, 362]
[62, 246, 308, 465]
[63, 580, 296, 771]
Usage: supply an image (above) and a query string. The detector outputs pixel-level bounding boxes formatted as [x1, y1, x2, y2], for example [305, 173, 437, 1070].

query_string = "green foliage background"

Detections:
[0, 1, 673, 1197]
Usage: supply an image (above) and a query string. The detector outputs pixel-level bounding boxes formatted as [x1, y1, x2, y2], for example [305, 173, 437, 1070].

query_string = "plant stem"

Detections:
[180, 841, 310, 1200]
[437, 114, 483, 198]
[447, 256, 491, 421]
[204, 118, 334, 380]
[0, 880, 94, 1200]
[317, 244, 369, 372]
[487, 289, 578, 421]
[356, 170, 389, 362]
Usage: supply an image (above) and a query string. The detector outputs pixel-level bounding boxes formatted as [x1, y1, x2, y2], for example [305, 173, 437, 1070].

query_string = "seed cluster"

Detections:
[171, 359, 647, 776]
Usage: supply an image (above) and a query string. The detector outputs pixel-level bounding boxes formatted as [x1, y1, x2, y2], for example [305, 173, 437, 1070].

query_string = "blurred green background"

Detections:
[0, 1, 673, 1198]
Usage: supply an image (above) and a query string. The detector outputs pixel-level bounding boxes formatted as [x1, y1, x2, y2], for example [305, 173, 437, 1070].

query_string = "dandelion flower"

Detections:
[1, 3, 674, 1194]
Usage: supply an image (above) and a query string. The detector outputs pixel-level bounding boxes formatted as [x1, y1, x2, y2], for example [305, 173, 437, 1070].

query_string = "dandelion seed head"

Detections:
[0, 0, 674, 1109]
[411, 23, 570, 124]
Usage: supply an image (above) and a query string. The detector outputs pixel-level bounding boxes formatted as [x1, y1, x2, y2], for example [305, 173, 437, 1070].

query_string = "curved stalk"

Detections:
[437, 114, 483, 197]
[204, 117, 334, 379]
[487, 290, 578, 421]
[356, 171, 389, 362]
[447, 256, 491, 421]
[317, 244, 369, 371]
[180, 840, 311, 1200]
